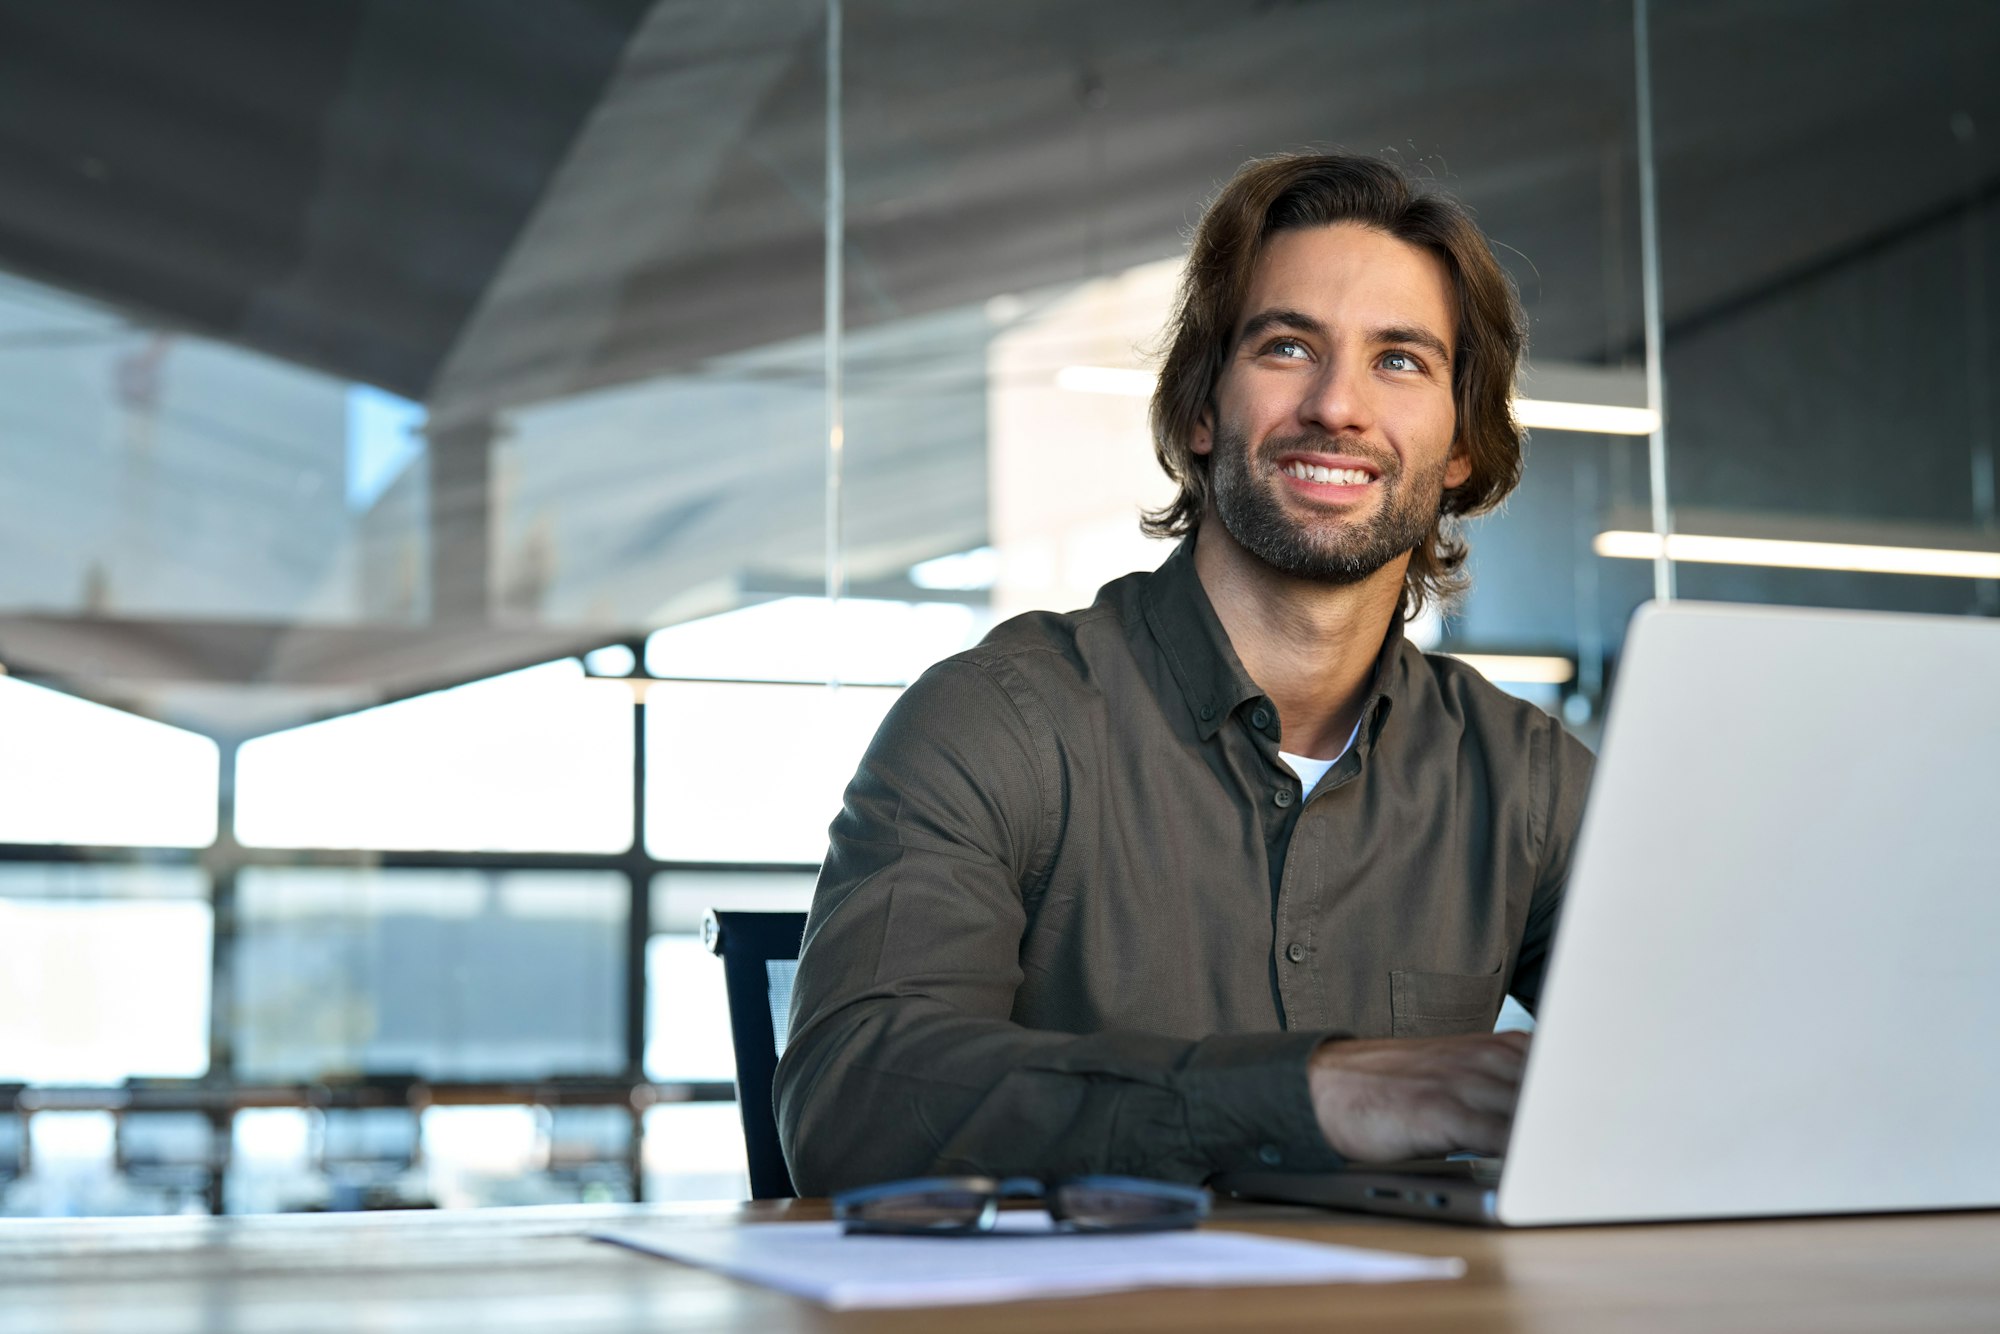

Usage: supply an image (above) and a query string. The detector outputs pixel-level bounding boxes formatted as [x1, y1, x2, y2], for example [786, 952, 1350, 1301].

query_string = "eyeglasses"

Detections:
[832, 1174, 1210, 1236]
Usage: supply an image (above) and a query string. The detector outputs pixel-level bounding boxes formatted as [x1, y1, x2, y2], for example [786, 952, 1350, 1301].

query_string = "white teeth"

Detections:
[1284, 462, 1372, 486]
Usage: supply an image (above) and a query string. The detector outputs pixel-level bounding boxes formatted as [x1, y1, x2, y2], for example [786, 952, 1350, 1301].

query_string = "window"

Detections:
[644, 936, 735, 1084]
[0, 865, 211, 1083]
[644, 596, 985, 685]
[644, 681, 900, 863]
[231, 867, 625, 1081]
[420, 1106, 544, 1210]
[0, 678, 218, 847]
[645, 871, 815, 1083]
[234, 660, 634, 853]
[641, 1103, 748, 1202]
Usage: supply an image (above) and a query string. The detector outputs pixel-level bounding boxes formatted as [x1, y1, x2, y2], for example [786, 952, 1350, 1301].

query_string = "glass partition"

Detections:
[0, 271, 427, 631]
[836, 0, 1655, 726]
[1639, 2, 1999, 622]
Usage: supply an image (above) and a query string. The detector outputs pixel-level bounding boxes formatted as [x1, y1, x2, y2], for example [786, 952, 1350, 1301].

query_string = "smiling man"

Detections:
[775, 153, 1595, 1194]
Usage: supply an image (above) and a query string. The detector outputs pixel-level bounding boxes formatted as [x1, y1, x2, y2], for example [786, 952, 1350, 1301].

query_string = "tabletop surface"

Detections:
[5, 1198, 1999, 1333]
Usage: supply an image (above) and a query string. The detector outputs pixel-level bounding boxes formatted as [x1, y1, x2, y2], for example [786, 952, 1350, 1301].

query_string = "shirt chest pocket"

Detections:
[1389, 966, 1508, 1039]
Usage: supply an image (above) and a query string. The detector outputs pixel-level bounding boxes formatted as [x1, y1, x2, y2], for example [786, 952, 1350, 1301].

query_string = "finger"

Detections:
[1450, 1070, 1526, 1117]
[1433, 1105, 1513, 1157]
[1465, 1108, 1514, 1156]
[1460, 1039, 1530, 1082]
[1416, 1039, 1525, 1086]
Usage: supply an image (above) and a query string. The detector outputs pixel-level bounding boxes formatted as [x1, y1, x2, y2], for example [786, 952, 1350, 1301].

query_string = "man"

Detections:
[775, 152, 1594, 1195]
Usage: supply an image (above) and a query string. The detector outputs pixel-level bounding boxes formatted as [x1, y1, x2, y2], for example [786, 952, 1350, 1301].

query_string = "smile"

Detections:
[1282, 461, 1376, 486]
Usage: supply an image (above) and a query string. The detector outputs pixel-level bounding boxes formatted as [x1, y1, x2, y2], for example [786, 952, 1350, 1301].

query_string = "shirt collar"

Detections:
[1140, 534, 1407, 748]
[1354, 612, 1406, 755]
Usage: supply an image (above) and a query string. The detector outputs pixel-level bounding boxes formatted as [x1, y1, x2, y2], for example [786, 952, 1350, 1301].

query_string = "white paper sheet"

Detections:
[594, 1211, 1464, 1310]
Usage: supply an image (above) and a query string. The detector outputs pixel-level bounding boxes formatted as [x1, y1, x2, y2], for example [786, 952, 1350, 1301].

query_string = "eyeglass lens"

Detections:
[1050, 1182, 1205, 1230]
[843, 1186, 995, 1231]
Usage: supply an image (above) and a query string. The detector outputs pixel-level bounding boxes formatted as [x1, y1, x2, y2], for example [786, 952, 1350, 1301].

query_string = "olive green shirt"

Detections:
[776, 539, 1594, 1195]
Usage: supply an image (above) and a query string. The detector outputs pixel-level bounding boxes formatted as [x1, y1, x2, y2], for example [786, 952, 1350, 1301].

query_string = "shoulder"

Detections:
[873, 602, 1106, 746]
[1392, 644, 1595, 777]
[1391, 644, 1595, 856]
[883, 574, 1155, 767]
[942, 570, 1149, 693]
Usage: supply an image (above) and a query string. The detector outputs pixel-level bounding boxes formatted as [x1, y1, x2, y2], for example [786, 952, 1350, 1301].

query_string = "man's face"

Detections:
[1193, 222, 1468, 585]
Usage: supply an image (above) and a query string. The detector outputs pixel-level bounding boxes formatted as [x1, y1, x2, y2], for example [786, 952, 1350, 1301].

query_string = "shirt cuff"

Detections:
[1176, 1029, 1347, 1176]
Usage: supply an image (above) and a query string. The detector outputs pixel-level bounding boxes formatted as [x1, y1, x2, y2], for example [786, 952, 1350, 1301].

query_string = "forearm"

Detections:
[776, 994, 1341, 1194]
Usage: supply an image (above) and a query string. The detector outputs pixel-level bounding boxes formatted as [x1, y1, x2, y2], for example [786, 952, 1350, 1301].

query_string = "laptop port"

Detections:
[1428, 1194, 1450, 1208]
[1365, 1187, 1398, 1200]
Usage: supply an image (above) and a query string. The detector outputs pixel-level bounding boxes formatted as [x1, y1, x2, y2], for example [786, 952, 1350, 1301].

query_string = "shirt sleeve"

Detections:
[773, 657, 1343, 1196]
[1507, 712, 1597, 1014]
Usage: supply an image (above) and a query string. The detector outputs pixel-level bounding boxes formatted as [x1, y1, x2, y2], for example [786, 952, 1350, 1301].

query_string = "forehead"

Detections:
[1241, 222, 1456, 352]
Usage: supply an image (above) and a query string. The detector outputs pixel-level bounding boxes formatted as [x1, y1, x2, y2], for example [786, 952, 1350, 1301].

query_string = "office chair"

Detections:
[314, 1078, 427, 1210]
[118, 1079, 226, 1214]
[702, 909, 807, 1200]
[539, 1104, 634, 1201]
[114, 1107, 220, 1212]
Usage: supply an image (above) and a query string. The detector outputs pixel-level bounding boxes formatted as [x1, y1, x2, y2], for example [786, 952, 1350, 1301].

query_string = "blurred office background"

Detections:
[0, 0, 1992, 1215]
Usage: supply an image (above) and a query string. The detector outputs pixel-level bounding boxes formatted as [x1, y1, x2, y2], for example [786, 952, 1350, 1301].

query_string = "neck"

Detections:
[1191, 519, 1406, 759]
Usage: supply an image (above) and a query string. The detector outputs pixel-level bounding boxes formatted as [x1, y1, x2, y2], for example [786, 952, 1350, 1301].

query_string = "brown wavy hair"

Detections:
[1144, 152, 1528, 617]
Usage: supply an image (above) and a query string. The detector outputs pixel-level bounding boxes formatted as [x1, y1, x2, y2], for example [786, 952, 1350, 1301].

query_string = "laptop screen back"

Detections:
[1499, 601, 2000, 1226]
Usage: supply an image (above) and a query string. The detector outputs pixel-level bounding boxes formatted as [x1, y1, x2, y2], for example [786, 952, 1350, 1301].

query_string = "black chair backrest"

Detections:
[703, 909, 808, 1200]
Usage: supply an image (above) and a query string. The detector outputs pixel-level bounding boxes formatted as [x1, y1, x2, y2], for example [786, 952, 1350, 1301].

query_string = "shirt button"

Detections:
[1286, 942, 1306, 964]
[1258, 1144, 1283, 1167]
[1199, 703, 1214, 721]
[1250, 706, 1271, 730]
[1273, 788, 1294, 808]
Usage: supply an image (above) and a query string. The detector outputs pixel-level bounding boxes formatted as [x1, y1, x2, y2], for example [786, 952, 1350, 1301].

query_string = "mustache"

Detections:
[1253, 432, 1400, 478]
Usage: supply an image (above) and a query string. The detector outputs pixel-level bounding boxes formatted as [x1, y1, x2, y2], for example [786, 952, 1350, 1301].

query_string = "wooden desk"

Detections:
[4, 1199, 1997, 1333]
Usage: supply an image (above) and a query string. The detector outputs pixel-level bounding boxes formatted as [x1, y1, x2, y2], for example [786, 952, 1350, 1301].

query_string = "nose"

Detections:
[1299, 353, 1376, 438]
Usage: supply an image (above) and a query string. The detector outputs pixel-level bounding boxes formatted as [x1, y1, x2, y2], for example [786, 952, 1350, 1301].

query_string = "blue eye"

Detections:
[1266, 338, 1309, 360]
[1381, 351, 1419, 371]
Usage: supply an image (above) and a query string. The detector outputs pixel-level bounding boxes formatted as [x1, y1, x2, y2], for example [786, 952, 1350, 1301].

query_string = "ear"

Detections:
[1443, 435, 1473, 491]
[1191, 403, 1215, 457]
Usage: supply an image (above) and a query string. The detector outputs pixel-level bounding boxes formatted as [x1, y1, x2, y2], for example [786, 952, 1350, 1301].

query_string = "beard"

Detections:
[1208, 422, 1447, 585]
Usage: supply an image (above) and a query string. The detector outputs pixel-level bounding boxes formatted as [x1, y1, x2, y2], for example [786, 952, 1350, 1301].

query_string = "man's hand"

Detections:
[1307, 1031, 1531, 1162]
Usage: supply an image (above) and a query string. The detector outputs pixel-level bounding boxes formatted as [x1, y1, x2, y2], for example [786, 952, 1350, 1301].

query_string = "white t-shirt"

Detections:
[1279, 715, 1363, 797]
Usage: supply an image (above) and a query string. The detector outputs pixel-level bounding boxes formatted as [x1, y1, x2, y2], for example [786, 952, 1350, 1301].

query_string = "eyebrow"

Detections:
[1237, 307, 1327, 348]
[1373, 323, 1454, 368]
[1237, 307, 1453, 368]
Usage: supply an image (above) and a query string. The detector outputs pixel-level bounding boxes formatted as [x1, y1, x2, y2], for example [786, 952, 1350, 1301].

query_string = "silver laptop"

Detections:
[1220, 600, 2000, 1226]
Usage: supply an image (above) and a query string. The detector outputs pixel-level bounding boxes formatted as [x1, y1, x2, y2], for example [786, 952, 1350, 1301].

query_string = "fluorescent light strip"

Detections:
[1512, 399, 1660, 436]
[1595, 531, 2000, 580]
[1445, 653, 1577, 686]
[1055, 366, 1660, 435]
